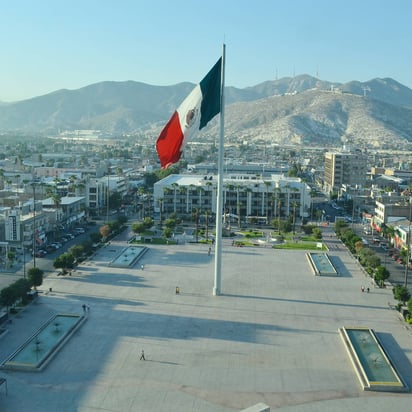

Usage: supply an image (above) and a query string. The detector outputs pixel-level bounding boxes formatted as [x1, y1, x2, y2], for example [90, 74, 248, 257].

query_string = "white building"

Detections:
[153, 174, 310, 224]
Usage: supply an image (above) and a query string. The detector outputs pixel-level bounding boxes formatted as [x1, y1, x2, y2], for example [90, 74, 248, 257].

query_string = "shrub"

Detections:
[393, 285, 411, 305]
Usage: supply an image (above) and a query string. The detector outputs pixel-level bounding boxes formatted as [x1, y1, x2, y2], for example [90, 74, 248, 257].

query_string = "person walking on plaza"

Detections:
[140, 349, 145, 360]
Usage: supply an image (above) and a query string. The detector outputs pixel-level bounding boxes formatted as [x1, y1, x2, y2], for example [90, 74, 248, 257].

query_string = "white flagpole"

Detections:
[213, 44, 226, 296]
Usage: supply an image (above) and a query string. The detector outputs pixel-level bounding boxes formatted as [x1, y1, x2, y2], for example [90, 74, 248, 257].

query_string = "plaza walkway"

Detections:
[0, 230, 411, 411]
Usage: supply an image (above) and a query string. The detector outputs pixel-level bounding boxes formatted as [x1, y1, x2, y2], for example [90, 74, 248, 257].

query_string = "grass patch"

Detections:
[239, 229, 265, 237]
[300, 235, 322, 242]
[274, 242, 326, 250]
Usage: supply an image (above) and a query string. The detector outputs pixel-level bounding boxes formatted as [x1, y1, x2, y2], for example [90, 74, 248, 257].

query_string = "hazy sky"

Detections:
[1, 0, 411, 101]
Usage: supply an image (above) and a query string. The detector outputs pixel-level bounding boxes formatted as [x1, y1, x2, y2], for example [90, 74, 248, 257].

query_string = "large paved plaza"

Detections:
[0, 230, 411, 411]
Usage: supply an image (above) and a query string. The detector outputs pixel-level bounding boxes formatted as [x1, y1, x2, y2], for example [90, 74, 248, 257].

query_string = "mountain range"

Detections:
[1, 74, 412, 149]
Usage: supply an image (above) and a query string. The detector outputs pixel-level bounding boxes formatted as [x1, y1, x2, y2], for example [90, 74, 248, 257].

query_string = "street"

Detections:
[351, 223, 412, 292]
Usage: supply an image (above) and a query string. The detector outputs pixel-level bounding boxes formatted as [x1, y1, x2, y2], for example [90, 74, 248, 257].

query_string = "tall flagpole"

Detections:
[213, 44, 226, 296]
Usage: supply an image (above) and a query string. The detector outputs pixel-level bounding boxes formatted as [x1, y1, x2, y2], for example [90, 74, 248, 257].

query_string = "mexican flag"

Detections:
[156, 58, 222, 169]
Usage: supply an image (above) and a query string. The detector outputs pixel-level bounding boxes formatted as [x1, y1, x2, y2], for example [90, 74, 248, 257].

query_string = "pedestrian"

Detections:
[361, 286, 365, 293]
[141, 264, 144, 270]
[208, 247, 211, 256]
[87, 305, 90, 312]
[366, 287, 370, 293]
[82, 304, 86, 312]
[140, 349, 145, 360]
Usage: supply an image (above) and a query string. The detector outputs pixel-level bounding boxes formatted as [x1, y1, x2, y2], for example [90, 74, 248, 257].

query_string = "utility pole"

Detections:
[106, 175, 110, 224]
[32, 184, 36, 269]
[404, 197, 411, 288]
[23, 245, 26, 279]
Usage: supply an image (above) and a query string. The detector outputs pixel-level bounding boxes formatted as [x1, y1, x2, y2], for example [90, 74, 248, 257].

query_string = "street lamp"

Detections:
[159, 198, 163, 227]
[32, 184, 37, 269]
[404, 197, 412, 288]
[106, 175, 110, 224]
[22, 245, 26, 279]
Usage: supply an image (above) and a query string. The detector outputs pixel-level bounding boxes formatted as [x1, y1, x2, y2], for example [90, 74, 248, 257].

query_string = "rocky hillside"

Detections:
[215, 89, 412, 149]
[1, 75, 412, 148]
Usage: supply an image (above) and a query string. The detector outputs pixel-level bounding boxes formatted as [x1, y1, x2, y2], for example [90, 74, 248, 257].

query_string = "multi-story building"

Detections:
[324, 150, 367, 194]
[86, 179, 107, 217]
[41, 196, 86, 230]
[85, 175, 128, 217]
[153, 174, 311, 224]
[0, 200, 48, 256]
[371, 194, 412, 236]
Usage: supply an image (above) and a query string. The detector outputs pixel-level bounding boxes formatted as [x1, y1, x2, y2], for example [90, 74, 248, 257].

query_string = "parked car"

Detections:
[33, 250, 47, 257]
[46, 245, 57, 253]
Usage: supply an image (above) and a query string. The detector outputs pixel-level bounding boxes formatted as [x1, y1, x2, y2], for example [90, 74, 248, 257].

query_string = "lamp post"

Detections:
[404, 197, 412, 288]
[106, 175, 110, 224]
[159, 198, 163, 227]
[32, 184, 37, 269]
[23, 245, 26, 279]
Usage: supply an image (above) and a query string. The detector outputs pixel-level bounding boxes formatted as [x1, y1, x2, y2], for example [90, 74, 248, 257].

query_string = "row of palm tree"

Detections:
[160, 181, 307, 227]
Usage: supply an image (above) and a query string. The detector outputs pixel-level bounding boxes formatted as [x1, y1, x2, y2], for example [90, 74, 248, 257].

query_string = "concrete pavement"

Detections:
[0, 230, 411, 411]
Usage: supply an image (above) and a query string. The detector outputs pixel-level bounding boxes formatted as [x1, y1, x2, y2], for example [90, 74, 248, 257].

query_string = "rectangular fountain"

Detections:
[307, 252, 338, 276]
[109, 246, 147, 268]
[339, 326, 408, 392]
[1, 313, 85, 372]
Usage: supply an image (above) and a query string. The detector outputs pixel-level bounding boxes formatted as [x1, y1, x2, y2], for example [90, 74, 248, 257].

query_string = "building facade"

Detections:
[324, 151, 367, 194]
[153, 174, 311, 224]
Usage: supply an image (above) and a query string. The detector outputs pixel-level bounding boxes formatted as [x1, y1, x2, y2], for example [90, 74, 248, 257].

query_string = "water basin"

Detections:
[109, 246, 147, 268]
[1, 313, 85, 372]
[307, 252, 337, 276]
[339, 326, 408, 392]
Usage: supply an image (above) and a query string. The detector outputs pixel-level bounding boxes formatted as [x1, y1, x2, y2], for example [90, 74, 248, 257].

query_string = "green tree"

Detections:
[375, 265, 390, 286]
[89, 231, 102, 244]
[0, 286, 18, 310]
[163, 227, 173, 238]
[280, 219, 292, 233]
[407, 298, 412, 316]
[132, 222, 147, 234]
[393, 285, 411, 305]
[27, 267, 44, 290]
[13, 278, 32, 303]
[164, 218, 177, 230]
[142, 217, 154, 229]
[312, 227, 322, 240]
[53, 253, 75, 271]
[79, 240, 94, 255]
[69, 244, 85, 259]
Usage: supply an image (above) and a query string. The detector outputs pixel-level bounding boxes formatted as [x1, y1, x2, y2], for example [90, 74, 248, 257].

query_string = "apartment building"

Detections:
[324, 151, 367, 194]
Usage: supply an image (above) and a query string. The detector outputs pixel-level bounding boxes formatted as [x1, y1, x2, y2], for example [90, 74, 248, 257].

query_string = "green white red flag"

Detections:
[156, 58, 222, 169]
